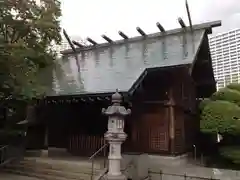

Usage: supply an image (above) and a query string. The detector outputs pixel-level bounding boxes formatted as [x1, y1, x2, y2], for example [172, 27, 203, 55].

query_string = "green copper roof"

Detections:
[46, 29, 206, 96]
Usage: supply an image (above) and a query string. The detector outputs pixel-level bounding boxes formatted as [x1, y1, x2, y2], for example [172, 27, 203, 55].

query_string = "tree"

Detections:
[0, 0, 62, 101]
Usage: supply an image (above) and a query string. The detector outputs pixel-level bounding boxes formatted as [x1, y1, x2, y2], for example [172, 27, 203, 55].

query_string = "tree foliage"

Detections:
[211, 88, 240, 106]
[0, 0, 62, 101]
[200, 100, 240, 135]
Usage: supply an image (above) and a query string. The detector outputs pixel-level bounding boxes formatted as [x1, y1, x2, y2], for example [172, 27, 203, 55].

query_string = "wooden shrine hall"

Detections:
[26, 19, 221, 156]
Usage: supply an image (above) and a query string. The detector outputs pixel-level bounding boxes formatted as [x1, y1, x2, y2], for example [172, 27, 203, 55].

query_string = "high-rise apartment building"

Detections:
[209, 29, 240, 90]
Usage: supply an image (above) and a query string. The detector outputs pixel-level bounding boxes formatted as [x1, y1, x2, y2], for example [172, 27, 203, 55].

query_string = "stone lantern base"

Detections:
[104, 174, 127, 180]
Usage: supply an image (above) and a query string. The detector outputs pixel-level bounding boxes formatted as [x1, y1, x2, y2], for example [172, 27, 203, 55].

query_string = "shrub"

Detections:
[199, 98, 211, 111]
[200, 100, 240, 135]
[211, 88, 240, 106]
[227, 83, 240, 93]
[219, 146, 240, 164]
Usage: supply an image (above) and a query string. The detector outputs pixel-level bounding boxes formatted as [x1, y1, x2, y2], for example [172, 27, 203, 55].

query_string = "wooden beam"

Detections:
[143, 100, 167, 104]
[156, 22, 165, 32]
[63, 29, 76, 52]
[210, 21, 221, 28]
[178, 17, 186, 28]
[63, 29, 80, 71]
[102, 34, 113, 43]
[72, 40, 85, 48]
[185, 0, 193, 31]
[118, 31, 129, 39]
[86, 37, 98, 45]
[136, 27, 146, 36]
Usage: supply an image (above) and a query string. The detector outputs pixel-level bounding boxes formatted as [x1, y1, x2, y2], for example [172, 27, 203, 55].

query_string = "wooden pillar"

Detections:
[168, 88, 175, 155]
[44, 126, 48, 149]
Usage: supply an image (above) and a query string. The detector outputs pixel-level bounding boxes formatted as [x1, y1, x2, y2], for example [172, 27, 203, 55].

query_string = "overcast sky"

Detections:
[61, 0, 240, 42]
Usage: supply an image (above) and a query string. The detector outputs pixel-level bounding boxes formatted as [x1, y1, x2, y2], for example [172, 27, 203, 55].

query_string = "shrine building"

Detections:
[26, 19, 221, 156]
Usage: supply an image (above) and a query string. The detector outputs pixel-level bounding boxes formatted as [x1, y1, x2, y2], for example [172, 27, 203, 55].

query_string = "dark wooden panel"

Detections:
[26, 125, 45, 150]
[124, 105, 169, 154]
[68, 134, 106, 156]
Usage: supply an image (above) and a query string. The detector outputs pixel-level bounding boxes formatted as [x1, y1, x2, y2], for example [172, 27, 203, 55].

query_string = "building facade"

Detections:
[209, 29, 240, 89]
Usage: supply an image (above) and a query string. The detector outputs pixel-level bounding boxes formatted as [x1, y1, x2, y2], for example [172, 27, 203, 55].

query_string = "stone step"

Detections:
[1, 172, 43, 180]
[18, 161, 100, 173]
[18, 157, 103, 171]
[2, 168, 87, 180]
[3, 156, 105, 180]
[6, 162, 100, 175]
[4, 165, 95, 180]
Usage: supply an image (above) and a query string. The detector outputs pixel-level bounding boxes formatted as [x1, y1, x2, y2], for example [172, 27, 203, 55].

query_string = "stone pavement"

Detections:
[149, 166, 240, 180]
[1, 173, 41, 180]
[148, 155, 240, 180]
[1, 155, 240, 180]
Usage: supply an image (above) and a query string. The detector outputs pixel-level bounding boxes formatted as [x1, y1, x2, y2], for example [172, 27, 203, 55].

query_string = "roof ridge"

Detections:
[61, 20, 221, 55]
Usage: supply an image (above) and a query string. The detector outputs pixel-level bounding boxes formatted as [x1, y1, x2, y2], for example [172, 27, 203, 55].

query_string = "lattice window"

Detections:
[150, 130, 168, 151]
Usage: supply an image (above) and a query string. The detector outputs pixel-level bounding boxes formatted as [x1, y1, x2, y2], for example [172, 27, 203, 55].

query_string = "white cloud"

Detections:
[60, 0, 240, 41]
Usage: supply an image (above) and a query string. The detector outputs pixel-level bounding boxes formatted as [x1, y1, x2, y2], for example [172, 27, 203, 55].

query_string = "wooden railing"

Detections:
[0, 145, 9, 164]
[0, 143, 25, 167]
[69, 135, 106, 156]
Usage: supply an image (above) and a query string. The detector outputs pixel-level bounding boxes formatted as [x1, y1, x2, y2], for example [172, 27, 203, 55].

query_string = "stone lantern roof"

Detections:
[102, 90, 131, 117]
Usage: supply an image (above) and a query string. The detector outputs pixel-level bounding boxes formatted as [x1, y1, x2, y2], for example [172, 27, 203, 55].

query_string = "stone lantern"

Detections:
[102, 89, 131, 180]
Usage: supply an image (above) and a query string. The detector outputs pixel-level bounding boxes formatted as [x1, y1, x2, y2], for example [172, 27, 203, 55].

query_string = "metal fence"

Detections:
[0, 136, 26, 166]
[148, 170, 219, 180]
